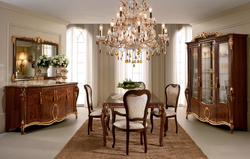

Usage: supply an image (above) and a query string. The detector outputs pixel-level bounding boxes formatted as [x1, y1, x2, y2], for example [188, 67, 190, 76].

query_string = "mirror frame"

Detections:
[12, 36, 59, 82]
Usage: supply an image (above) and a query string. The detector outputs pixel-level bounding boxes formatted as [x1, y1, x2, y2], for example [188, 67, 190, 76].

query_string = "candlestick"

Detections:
[111, 22, 114, 33]
[138, 21, 141, 33]
[99, 24, 103, 36]
[149, 7, 152, 18]
[120, 6, 122, 17]
[162, 23, 165, 34]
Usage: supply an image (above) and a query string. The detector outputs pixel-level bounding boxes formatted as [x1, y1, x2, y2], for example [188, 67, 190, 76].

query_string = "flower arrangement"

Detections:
[36, 55, 51, 68]
[51, 54, 69, 68]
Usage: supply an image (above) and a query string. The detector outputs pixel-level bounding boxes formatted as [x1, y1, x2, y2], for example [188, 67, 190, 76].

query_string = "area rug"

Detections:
[55, 119, 207, 159]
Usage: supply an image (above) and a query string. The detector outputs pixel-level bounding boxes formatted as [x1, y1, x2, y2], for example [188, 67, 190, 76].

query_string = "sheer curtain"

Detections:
[66, 24, 99, 107]
[164, 24, 192, 106]
[176, 24, 192, 107]
[114, 50, 152, 94]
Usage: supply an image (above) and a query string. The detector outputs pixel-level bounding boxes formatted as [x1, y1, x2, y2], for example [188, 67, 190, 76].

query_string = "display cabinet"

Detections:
[185, 33, 248, 133]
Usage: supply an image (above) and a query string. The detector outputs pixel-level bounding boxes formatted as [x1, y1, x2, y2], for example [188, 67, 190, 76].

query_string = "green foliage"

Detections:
[118, 79, 141, 88]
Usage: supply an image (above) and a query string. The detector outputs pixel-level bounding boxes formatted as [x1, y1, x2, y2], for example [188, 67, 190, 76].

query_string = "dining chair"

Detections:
[150, 84, 180, 136]
[84, 84, 110, 135]
[112, 89, 151, 155]
[138, 82, 146, 89]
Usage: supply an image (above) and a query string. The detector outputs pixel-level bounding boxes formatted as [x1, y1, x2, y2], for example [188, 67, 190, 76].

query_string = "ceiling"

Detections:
[1, 0, 250, 24]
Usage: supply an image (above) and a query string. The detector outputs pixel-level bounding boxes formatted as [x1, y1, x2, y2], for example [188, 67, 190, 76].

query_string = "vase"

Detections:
[40, 67, 48, 76]
[56, 67, 62, 76]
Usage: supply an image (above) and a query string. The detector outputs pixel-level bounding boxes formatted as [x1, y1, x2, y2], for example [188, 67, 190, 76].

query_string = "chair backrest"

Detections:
[123, 90, 151, 129]
[84, 84, 93, 114]
[165, 84, 180, 111]
[138, 82, 146, 89]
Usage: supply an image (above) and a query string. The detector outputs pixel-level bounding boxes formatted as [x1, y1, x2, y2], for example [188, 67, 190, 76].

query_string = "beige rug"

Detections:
[55, 119, 207, 159]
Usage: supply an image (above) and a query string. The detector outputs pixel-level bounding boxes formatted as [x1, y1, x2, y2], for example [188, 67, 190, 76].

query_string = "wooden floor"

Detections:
[0, 107, 250, 159]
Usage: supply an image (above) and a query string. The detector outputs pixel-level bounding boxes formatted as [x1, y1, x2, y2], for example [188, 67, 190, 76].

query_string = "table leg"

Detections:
[158, 104, 166, 146]
[101, 104, 108, 146]
[111, 108, 115, 124]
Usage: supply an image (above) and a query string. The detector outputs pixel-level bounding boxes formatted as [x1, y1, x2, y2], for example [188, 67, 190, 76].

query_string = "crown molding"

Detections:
[0, 1, 69, 26]
[190, 2, 250, 26]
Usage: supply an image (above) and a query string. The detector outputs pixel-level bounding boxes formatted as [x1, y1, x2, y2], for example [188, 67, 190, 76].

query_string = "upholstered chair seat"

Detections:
[113, 120, 148, 130]
[90, 109, 110, 117]
[151, 108, 176, 117]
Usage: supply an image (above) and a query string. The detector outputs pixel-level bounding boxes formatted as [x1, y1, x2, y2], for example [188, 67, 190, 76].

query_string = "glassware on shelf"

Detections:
[224, 80, 228, 90]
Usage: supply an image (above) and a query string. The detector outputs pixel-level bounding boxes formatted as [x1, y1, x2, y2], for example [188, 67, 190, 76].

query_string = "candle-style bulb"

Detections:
[119, 6, 123, 17]
[164, 28, 168, 34]
[162, 23, 165, 29]
[137, 21, 141, 33]
[111, 22, 114, 27]
[149, 7, 152, 18]
[149, 7, 152, 12]
[99, 24, 103, 36]
[162, 23, 165, 34]
[99, 24, 103, 30]
[110, 21, 114, 33]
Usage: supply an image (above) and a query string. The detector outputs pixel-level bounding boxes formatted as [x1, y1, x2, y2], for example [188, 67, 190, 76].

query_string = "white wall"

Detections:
[191, 2, 250, 131]
[0, 1, 68, 133]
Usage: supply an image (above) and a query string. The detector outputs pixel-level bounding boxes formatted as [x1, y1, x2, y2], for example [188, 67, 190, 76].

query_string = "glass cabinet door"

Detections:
[190, 47, 198, 98]
[201, 42, 215, 105]
[218, 42, 229, 104]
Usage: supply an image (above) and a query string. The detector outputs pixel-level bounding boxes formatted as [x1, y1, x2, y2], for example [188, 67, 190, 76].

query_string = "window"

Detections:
[68, 27, 87, 105]
[176, 26, 192, 107]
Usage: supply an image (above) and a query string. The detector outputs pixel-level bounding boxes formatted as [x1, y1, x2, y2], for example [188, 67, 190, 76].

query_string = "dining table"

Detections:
[101, 92, 166, 147]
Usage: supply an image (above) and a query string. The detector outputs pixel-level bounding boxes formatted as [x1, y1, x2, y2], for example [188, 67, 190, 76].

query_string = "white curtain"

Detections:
[163, 24, 192, 106]
[114, 50, 152, 94]
[176, 24, 192, 107]
[66, 24, 99, 107]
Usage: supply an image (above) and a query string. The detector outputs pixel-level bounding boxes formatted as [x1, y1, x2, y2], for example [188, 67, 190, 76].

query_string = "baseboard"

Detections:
[77, 104, 84, 107]
[0, 113, 6, 134]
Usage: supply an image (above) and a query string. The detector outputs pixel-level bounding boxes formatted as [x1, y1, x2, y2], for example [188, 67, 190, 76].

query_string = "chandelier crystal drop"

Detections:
[96, 0, 170, 67]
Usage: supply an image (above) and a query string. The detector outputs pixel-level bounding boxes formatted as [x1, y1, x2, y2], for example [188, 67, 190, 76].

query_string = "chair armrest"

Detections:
[113, 110, 126, 116]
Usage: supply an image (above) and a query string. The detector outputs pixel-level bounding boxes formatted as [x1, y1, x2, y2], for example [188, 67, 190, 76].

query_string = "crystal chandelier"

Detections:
[96, 0, 170, 67]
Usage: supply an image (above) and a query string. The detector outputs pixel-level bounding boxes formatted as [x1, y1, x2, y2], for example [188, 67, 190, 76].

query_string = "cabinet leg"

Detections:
[230, 125, 234, 134]
[21, 126, 25, 135]
[75, 112, 78, 119]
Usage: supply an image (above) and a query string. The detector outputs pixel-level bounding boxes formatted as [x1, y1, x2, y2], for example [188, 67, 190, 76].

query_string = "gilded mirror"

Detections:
[12, 36, 59, 81]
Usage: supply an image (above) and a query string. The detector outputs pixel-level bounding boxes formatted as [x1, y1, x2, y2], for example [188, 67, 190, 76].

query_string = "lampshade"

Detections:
[19, 52, 25, 61]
